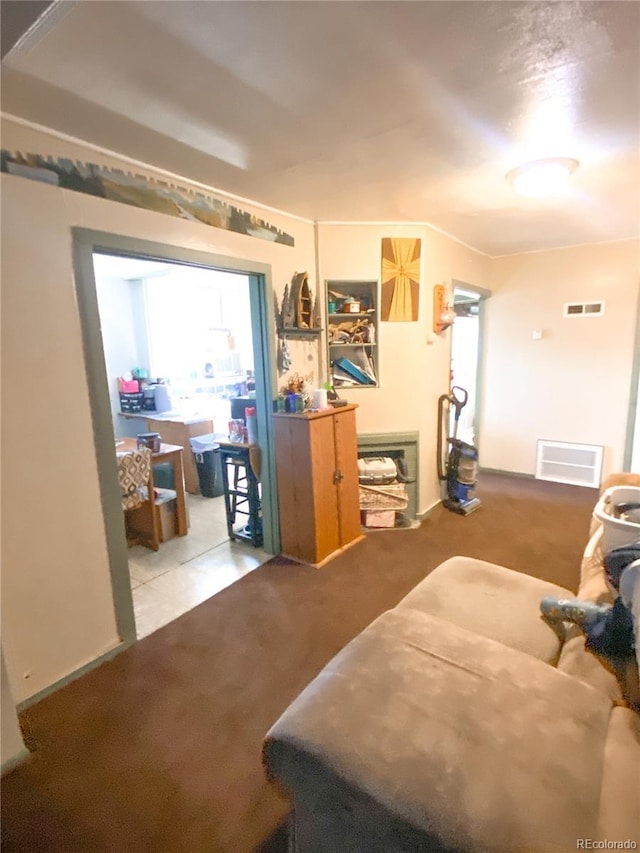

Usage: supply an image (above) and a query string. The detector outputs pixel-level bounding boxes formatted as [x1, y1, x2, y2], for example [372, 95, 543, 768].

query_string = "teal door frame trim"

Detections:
[623, 277, 640, 470]
[72, 229, 279, 646]
[451, 279, 491, 455]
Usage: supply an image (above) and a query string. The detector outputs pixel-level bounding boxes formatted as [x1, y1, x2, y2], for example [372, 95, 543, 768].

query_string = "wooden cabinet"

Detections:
[272, 405, 363, 567]
[326, 280, 379, 389]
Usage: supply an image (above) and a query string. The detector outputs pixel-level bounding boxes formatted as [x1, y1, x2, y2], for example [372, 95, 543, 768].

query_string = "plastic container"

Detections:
[189, 434, 224, 498]
[245, 407, 258, 444]
[142, 386, 156, 411]
[361, 509, 396, 528]
[153, 384, 172, 413]
[137, 432, 161, 452]
[228, 419, 245, 442]
[593, 485, 640, 554]
[119, 391, 144, 413]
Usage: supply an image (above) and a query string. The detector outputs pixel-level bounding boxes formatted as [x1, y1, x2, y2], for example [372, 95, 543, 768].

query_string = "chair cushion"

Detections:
[264, 608, 612, 853]
[117, 448, 152, 510]
[394, 556, 572, 664]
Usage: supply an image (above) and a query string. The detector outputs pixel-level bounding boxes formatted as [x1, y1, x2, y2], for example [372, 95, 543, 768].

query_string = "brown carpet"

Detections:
[1, 473, 597, 853]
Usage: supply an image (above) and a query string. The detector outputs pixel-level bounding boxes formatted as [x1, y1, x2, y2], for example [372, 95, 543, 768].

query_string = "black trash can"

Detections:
[189, 434, 224, 498]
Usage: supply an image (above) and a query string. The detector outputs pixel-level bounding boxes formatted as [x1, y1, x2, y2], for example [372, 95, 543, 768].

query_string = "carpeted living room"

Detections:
[2, 2, 640, 852]
[1, 472, 610, 852]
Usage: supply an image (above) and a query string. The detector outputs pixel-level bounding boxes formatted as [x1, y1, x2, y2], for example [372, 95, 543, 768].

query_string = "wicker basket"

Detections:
[359, 483, 408, 511]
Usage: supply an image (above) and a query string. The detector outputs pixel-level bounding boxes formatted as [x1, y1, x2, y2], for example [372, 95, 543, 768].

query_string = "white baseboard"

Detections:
[16, 640, 131, 712]
[1, 747, 30, 777]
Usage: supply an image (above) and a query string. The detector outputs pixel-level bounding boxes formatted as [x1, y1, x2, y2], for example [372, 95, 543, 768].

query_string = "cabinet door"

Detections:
[273, 417, 307, 560]
[273, 415, 340, 563]
[308, 416, 341, 562]
[333, 408, 362, 547]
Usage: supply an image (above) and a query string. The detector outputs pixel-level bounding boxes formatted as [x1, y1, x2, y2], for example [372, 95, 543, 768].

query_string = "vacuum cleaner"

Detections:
[437, 386, 481, 515]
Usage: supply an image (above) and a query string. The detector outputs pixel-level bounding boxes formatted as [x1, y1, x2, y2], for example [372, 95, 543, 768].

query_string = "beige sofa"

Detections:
[263, 482, 640, 852]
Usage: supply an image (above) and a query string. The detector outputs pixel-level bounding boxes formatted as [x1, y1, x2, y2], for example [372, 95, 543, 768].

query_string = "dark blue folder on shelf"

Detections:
[333, 356, 376, 385]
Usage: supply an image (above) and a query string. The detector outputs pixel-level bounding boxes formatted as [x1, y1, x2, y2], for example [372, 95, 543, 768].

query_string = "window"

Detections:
[144, 267, 253, 396]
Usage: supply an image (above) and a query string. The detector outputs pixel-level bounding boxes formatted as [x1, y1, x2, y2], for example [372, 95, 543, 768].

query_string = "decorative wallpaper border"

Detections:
[1, 150, 295, 247]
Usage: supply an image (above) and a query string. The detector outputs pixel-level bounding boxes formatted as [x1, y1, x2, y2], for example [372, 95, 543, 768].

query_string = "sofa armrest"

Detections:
[600, 473, 640, 493]
[597, 707, 640, 842]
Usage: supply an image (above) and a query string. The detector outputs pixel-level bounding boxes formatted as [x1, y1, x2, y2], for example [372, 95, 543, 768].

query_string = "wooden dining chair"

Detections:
[117, 447, 160, 551]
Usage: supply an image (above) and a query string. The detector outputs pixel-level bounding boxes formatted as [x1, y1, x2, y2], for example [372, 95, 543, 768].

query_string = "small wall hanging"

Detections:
[274, 272, 322, 375]
[433, 283, 456, 334]
[275, 273, 322, 338]
[381, 238, 421, 321]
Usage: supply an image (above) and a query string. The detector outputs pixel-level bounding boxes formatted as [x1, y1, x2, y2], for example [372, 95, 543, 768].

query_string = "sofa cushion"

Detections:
[394, 556, 572, 664]
[597, 706, 640, 842]
[264, 608, 612, 853]
[556, 630, 623, 703]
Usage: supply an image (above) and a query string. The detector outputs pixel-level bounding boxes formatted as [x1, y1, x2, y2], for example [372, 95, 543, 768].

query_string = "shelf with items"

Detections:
[327, 312, 376, 320]
[329, 342, 377, 348]
[278, 326, 323, 339]
[326, 280, 379, 389]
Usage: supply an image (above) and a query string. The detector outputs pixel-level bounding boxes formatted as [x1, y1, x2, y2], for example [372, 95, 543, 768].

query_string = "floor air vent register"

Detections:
[535, 440, 604, 488]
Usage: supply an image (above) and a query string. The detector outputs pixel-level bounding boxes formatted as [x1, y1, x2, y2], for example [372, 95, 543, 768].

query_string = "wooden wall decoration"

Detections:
[274, 271, 322, 378]
[381, 238, 421, 321]
[433, 283, 455, 334]
[1, 149, 295, 247]
[290, 272, 314, 329]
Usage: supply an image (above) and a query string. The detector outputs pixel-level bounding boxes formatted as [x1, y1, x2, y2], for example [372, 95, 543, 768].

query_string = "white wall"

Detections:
[95, 276, 148, 438]
[1, 117, 316, 702]
[317, 223, 491, 512]
[482, 241, 640, 479]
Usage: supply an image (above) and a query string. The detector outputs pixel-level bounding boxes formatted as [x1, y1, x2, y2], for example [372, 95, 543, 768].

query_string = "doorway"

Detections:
[449, 282, 491, 448]
[624, 289, 640, 472]
[72, 231, 279, 645]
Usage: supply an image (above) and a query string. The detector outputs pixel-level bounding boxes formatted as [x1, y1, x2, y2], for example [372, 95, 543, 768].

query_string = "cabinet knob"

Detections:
[333, 469, 344, 484]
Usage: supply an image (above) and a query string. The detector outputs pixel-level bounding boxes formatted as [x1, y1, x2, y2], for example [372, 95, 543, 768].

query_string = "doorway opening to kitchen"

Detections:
[449, 282, 491, 448]
[73, 231, 278, 646]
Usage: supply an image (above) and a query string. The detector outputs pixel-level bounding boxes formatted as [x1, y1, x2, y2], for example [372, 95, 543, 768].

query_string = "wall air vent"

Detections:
[563, 301, 605, 318]
[535, 440, 604, 488]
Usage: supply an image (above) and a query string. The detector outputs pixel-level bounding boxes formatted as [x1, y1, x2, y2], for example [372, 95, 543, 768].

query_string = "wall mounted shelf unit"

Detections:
[326, 280, 379, 390]
[278, 327, 322, 340]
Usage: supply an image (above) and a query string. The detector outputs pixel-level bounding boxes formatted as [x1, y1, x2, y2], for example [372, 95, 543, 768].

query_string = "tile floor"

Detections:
[128, 494, 271, 638]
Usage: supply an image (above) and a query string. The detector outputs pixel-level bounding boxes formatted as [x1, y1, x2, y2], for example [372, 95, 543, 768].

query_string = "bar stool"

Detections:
[218, 442, 263, 547]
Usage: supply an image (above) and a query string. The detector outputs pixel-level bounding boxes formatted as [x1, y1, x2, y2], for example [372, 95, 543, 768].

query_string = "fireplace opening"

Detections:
[356, 433, 419, 529]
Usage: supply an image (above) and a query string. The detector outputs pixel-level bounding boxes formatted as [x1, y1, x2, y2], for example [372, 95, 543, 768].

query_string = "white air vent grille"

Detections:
[563, 301, 605, 318]
[535, 440, 603, 488]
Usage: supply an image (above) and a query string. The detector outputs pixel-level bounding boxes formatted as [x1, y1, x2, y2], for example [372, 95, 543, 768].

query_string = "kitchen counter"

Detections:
[120, 411, 215, 426]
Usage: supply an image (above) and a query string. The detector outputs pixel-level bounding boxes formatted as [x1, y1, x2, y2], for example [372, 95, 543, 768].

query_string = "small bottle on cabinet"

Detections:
[245, 407, 258, 444]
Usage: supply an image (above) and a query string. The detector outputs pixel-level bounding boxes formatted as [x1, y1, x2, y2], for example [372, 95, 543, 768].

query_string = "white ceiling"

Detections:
[2, 0, 639, 255]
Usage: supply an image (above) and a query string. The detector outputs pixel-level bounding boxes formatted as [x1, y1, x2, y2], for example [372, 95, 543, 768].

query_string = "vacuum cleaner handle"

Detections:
[450, 386, 468, 421]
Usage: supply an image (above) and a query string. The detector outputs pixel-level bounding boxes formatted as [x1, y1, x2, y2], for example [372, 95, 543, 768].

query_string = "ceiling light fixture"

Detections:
[506, 157, 579, 198]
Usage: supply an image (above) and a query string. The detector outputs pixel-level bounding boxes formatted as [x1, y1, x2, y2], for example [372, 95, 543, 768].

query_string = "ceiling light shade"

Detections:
[506, 157, 579, 198]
